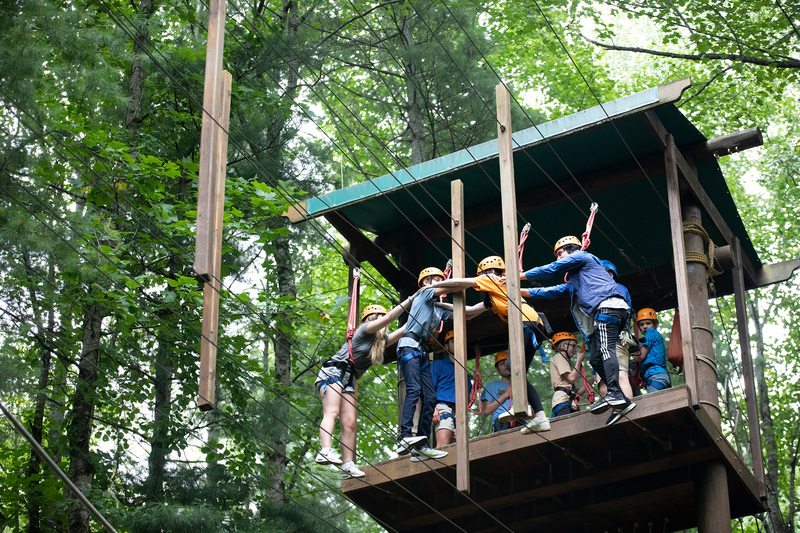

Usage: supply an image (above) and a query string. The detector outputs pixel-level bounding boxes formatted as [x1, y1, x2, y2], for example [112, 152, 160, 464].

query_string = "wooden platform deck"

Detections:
[342, 386, 764, 532]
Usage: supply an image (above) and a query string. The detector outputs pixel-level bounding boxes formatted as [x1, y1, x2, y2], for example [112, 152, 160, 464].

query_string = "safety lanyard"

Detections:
[468, 345, 483, 415]
[346, 268, 361, 366]
[565, 203, 599, 284]
[435, 260, 453, 334]
[576, 341, 595, 405]
[518, 222, 531, 273]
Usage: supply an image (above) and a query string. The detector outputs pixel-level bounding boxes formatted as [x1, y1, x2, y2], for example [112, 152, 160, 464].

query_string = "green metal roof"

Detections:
[291, 78, 762, 321]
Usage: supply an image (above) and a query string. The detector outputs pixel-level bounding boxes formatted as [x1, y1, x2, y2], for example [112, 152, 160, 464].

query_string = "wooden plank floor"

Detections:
[342, 386, 764, 532]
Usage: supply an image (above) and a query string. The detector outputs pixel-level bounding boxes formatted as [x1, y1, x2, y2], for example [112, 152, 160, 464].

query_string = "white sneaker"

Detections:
[410, 444, 448, 462]
[315, 447, 342, 465]
[497, 404, 534, 424]
[520, 416, 551, 435]
[396, 435, 428, 456]
[340, 461, 365, 479]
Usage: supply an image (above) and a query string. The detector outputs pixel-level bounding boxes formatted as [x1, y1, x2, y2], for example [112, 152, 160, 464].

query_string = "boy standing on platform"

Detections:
[430, 330, 469, 448]
[523, 236, 635, 426]
[396, 267, 486, 460]
[634, 308, 672, 393]
[548, 332, 586, 418]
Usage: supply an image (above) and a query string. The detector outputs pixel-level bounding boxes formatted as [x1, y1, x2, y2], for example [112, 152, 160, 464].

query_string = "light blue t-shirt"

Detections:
[642, 328, 668, 377]
[481, 380, 512, 427]
[398, 287, 452, 350]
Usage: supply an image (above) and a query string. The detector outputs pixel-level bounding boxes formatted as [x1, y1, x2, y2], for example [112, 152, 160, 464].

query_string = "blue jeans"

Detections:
[645, 372, 671, 393]
[398, 347, 435, 440]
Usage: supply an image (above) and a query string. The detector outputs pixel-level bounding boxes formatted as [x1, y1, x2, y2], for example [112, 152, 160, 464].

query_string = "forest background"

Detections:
[0, 0, 798, 532]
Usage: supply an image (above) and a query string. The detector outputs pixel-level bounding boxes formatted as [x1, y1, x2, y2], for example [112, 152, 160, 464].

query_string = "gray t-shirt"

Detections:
[398, 287, 452, 350]
[327, 323, 387, 378]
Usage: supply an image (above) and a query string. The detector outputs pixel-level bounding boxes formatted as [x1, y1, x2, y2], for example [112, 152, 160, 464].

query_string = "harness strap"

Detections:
[346, 268, 361, 366]
[518, 222, 531, 273]
[594, 312, 622, 325]
[577, 341, 595, 405]
[468, 345, 483, 415]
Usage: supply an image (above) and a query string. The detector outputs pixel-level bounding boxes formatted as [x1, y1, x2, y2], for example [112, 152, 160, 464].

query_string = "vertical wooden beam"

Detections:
[665, 135, 699, 408]
[198, 71, 232, 411]
[194, 0, 228, 281]
[495, 84, 528, 415]
[732, 237, 766, 496]
[451, 179, 470, 493]
[696, 461, 733, 533]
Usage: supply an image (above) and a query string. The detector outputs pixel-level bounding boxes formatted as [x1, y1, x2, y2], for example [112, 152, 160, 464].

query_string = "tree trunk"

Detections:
[125, 0, 154, 134]
[401, 15, 425, 165]
[266, 233, 296, 503]
[144, 327, 173, 501]
[67, 304, 105, 533]
[749, 298, 787, 533]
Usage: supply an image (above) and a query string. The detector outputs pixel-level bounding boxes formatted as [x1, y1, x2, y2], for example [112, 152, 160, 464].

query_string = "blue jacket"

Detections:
[523, 251, 623, 316]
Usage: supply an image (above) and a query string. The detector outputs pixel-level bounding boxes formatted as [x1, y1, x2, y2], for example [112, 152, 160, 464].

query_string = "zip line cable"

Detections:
[0, 177, 511, 533]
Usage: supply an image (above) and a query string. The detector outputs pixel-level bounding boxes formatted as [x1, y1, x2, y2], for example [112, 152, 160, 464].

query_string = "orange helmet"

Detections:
[361, 304, 387, 321]
[444, 330, 455, 343]
[494, 351, 508, 366]
[418, 267, 445, 287]
[477, 255, 505, 275]
[551, 332, 577, 348]
[553, 236, 581, 256]
[636, 308, 658, 324]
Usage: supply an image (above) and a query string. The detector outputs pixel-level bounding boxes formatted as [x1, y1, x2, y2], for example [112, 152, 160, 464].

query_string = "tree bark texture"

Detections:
[267, 232, 296, 504]
[125, 0, 155, 134]
[749, 298, 787, 533]
[67, 304, 105, 533]
[401, 15, 425, 166]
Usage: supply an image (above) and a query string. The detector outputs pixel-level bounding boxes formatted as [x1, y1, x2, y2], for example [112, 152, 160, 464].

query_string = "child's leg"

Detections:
[526, 380, 545, 417]
[319, 382, 343, 448]
[398, 348, 422, 439]
[339, 387, 358, 463]
[417, 358, 436, 439]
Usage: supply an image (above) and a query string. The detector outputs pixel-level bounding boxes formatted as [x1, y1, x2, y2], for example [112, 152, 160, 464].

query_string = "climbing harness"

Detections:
[576, 341, 596, 405]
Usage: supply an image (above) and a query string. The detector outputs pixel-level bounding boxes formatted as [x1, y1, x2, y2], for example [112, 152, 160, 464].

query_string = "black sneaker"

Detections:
[589, 397, 611, 414]
[606, 400, 636, 426]
[606, 394, 629, 409]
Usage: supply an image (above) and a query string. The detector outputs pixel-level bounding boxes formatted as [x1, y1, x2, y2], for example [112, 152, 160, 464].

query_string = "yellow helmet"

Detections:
[444, 330, 455, 343]
[494, 351, 508, 366]
[361, 304, 387, 321]
[477, 255, 505, 275]
[551, 332, 577, 348]
[553, 235, 581, 256]
[636, 308, 658, 324]
[418, 267, 445, 287]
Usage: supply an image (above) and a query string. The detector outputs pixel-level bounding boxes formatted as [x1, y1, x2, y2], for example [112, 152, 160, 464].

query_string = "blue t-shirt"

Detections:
[398, 287, 452, 350]
[430, 357, 471, 403]
[641, 328, 667, 377]
[481, 380, 512, 427]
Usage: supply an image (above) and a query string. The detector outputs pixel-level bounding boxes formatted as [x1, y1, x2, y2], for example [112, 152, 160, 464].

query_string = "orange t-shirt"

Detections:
[474, 275, 540, 324]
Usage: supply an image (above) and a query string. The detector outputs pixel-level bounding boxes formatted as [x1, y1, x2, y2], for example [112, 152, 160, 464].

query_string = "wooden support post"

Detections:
[665, 135, 699, 408]
[732, 237, 767, 497]
[696, 460, 732, 533]
[451, 179, 470, 493]
[194, 0, 228, 281]
[495, 83, 528, 415]
[198, 71, 232, 411]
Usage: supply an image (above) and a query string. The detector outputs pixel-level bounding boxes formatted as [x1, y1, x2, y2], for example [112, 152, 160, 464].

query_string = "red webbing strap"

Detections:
[435, 260, 453, 334]
[565, 203, 599, 284]
[468, 345, 483, 414]
[580, 202, 599, 251]
[346, 268, 361, 366]
[518, 222, 531, 273]
[576, 341, 595, 405]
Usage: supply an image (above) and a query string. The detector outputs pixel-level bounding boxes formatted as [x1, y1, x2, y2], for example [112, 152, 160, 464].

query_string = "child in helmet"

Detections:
[396, 267, 487, 460]
[522, 236, 635, 426]
[430, 330, 472, 447]
[481, 351, 550, 433]
[549, 332, 586, 418]
[316, 298, 415, 479]
[634, 308, 672, 392]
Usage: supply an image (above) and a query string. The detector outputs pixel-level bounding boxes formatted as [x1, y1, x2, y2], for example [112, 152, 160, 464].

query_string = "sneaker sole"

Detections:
[315, 458, 342, 466]
[520, 422, 551, 435]
[590, 401, 611, 415]
[606, 402, 636, 426]
[606, 396, 629, 408]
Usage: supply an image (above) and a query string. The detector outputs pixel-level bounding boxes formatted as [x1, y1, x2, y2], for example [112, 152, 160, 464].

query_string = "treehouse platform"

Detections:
[343, 386, 763, 532]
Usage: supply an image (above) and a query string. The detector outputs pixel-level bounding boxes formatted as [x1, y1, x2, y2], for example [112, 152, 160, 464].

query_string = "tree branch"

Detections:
[580, 33, 800, 68]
